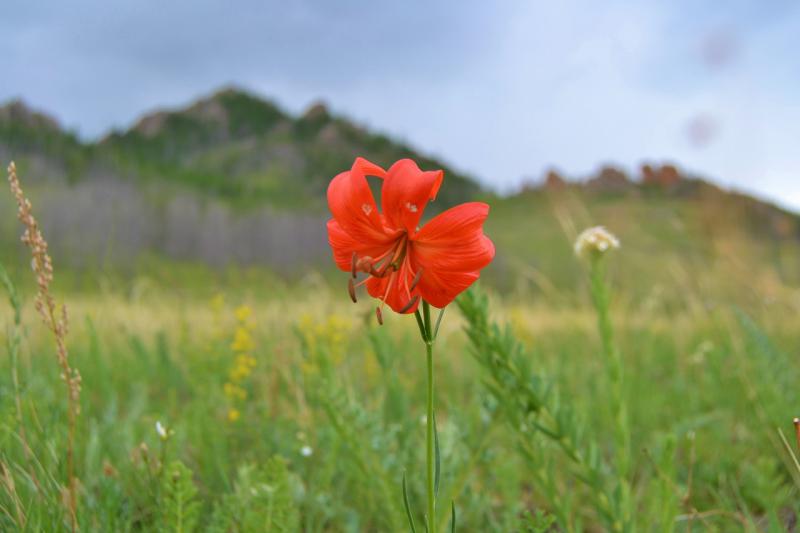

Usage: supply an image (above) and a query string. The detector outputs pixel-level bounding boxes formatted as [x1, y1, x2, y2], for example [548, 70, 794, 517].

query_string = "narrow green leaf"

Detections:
[402, 472, 418, 533]
[414, 310, 428, 343]
[450, 501, 456, 533]
[433, 307, 446, 340]
[434, 413, 441, 499]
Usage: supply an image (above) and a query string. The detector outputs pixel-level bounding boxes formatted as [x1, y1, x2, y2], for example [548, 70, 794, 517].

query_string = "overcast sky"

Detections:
[3, 1, 799, 210]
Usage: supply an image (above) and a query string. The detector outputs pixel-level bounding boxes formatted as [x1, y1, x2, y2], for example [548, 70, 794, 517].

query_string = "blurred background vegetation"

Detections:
[1, 86, 798, 310]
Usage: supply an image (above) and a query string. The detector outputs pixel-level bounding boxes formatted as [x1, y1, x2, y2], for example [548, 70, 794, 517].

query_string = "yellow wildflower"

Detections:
[231, 328, 255, 353]
[236, 354, 257, 369]
[229, 365, 251, 383]
[234, 305, 253, 325]
[223, 382, 247, 400]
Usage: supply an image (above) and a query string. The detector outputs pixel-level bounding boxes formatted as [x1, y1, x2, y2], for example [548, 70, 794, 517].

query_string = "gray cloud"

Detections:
[2, 0, 799, 209]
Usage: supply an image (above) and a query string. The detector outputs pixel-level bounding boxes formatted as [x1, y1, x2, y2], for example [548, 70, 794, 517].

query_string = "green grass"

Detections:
[1, 250, 799, 530]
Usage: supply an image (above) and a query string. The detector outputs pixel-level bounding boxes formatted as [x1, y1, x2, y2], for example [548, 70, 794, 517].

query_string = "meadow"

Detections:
[1, 239, 800, 531]
[2, 157, 800, 531]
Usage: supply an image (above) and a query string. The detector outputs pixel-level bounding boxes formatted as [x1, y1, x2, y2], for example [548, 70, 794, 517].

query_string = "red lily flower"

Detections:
[327, 157, 495, 318]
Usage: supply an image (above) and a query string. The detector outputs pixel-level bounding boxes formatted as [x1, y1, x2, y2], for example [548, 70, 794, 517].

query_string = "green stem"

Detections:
[423, 301, 436, 533]
[589, 257, 632, 530]
[423, 301, 433, 340]
[426, 339, 435, 532]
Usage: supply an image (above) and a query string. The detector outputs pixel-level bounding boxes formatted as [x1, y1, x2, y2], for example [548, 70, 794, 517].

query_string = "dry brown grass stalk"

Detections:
[7, 161, 81, 531]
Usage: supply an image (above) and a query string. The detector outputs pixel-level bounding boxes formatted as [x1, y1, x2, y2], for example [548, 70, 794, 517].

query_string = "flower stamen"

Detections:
[369, 262, 392, 278]
[389, 234, 409, 268]
[409, 268, 423, 292]
[398, 294, 420, 314]
[347, 278, 357, 303]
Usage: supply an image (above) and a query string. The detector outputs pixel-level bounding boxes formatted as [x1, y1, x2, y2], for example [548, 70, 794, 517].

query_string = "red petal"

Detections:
[327, 219, 394, 272]
[381, 159, 443, 234]
[408, 202, 494, 307]
[416, 269, 480, 309]
[353, 157, 387, 179]
[412, 202, 495, 272]
[327, 158, 393, 245]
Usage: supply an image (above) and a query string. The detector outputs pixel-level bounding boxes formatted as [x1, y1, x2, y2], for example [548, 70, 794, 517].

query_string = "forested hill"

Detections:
[0, 86, 481, 209]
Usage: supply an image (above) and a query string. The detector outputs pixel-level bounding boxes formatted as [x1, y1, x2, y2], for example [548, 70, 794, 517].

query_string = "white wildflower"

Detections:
[300, 445, 313, 457]
[155, 420, 168, 440]
[574, 226, 620, 258]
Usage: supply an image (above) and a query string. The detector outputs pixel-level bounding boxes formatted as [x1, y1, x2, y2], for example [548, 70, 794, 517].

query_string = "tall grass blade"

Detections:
[777, 428, 800, 480]
[402, 472, 418, 533]
[0, 262, 21, 325]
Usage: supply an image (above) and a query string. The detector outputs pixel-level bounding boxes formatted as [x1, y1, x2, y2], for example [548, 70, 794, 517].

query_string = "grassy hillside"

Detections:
[486, 179, 800, 308]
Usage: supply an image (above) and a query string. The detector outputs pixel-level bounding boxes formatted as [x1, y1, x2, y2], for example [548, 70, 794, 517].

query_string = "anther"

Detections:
[409, 268, 423, 291]
[398, 295, 420, 314]
[347, 278, 357, 303]
[351, 252, 358, 278]
[375, 306, 384, 325]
